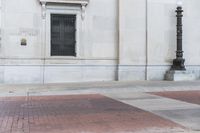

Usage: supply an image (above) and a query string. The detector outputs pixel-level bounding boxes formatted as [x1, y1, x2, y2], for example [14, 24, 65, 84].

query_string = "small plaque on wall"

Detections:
[21, 38, 27, 46]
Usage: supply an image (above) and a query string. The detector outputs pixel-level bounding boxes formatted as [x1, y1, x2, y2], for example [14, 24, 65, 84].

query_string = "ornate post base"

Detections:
[171, 58, 186, 71]
[165, 58, 195, 81]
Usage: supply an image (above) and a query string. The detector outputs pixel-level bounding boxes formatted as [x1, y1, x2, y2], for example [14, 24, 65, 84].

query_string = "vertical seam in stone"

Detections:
[145, 0, 149, 80]
[116, 0, 120, 81]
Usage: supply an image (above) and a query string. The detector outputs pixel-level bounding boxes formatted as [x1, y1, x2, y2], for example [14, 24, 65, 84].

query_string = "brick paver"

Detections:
[0, 94, 185, 133]
[151, 90, 200, 105]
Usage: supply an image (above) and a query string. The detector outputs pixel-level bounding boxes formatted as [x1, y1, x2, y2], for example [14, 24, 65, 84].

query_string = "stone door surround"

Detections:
[39, 0, 89, 19]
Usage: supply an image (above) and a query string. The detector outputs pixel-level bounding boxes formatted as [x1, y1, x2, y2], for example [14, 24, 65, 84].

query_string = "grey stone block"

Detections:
[165, 70, 196, 81]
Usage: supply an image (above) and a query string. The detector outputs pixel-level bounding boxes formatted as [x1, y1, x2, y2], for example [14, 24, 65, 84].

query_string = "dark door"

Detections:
[51, 14, 76, 56]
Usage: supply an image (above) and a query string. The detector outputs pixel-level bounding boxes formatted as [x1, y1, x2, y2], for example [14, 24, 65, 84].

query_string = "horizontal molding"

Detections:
[39, 0, 89, 5]
[0, 65, 118, 67]
[0, 63, 200, 67]
[0, 57, 117, 60]
[0, 65, 176, 67]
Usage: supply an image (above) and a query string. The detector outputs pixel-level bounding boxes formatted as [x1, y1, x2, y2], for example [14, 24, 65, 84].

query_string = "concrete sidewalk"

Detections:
[105, 91, 200, 132]
[0, 80, 200, 96]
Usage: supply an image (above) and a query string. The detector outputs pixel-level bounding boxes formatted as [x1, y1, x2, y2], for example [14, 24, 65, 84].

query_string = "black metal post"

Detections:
[171, 6, 186, 71]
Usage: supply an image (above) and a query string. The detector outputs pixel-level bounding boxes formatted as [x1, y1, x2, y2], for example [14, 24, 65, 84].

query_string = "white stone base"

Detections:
[165, 70, 196, 81]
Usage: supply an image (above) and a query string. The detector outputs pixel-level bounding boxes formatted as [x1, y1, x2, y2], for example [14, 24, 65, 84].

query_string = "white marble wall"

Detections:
[119, 0, 200, 81]
[1, 0, 200, 84]
[119, 0, 147, 80]
[0, 0, 119, 84]
[146, 0, 200, 80]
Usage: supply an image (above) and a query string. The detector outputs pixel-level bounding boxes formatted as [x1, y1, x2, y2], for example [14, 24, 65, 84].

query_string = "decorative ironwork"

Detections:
[171, 6, 186, 71]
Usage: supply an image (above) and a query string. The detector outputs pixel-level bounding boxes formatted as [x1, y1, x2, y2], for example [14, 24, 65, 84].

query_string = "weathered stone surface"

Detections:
[165, 70, 196, 81]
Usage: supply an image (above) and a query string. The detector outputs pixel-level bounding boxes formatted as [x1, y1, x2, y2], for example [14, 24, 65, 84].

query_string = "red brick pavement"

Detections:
[151, 90, 200, 105]
[0, 94, 184, 133]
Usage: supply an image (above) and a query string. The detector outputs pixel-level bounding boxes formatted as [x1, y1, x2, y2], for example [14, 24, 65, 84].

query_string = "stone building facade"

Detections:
[0, 0, 200, 84]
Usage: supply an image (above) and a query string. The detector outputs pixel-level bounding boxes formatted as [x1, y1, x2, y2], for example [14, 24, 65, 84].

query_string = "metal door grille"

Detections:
[51, 14, 76, 56]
